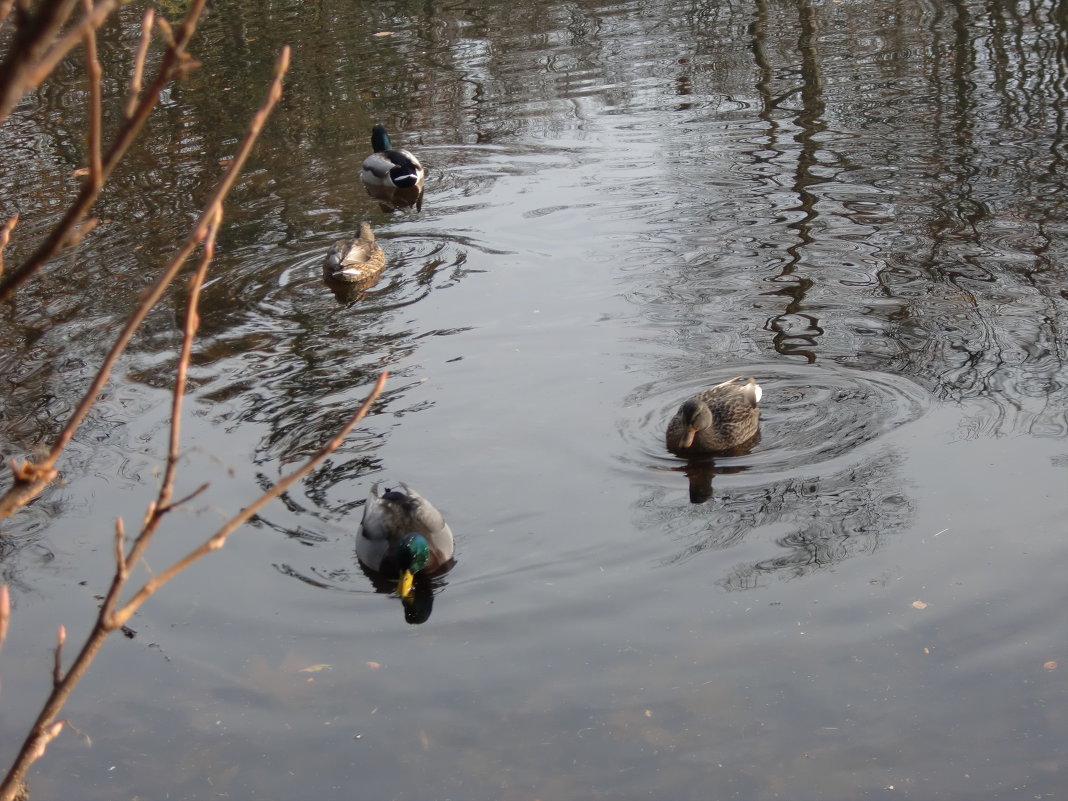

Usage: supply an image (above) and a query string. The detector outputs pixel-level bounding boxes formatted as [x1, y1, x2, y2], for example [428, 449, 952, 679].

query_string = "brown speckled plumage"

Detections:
[323, 222, 386, 284]
[666, 376, 762, 455]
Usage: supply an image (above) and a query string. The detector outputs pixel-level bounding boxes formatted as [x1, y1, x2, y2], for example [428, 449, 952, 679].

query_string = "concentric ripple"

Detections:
[620, 362, 932, 483]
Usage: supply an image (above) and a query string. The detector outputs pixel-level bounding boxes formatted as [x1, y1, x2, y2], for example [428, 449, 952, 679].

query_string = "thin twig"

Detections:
[124, 8, 154, 119]
[0, 0, 82, 127]
[15, 0, 119, 102]
[0, 0, 210, 304]
[0, 585, 9, 652]
[163, 482, 210, 514]
[80, 0, 103, 191]
[0, 47, 295, 800]
[113, 518, 126, 575]
[0, 371, 385, 801]
[0, 214, 17, 276]
[160, 212, 219, 512]
[109, 371, 389, 629]
[52, 626, 65, 687]
[0, 0, 17, 32]
[0, 44, 291, 522]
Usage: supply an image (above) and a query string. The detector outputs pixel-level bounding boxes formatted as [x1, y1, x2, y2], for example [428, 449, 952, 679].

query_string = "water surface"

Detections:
[2, 0, 1068, 798]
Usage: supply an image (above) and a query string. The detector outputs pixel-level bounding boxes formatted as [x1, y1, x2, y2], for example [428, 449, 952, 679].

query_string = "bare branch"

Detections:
[109, 371, 388, 629]
[113, 518, 126, 576]
[160, 213, 219, 511]
[14, 0, 119, 106]
[80, 0, 103, 190]
[0, 46, 296, 800]
[164, 482, 210, 513]
[0, 214, 17, 276]
[0, 0, 16, 32]
[52, 626, 65, 687]
[0, 0, 82, 126]
[0, 45, 291, 522]
[0, 585, 9, 652]
[25, 721, 64, 764]
[124, 8, 155, 119]
[0, 0, 211, 304]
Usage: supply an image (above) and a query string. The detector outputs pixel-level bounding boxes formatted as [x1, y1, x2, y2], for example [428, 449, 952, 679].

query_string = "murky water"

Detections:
[3, 0, 1068, 797]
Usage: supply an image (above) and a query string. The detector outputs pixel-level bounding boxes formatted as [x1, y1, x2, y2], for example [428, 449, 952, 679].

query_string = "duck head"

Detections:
[677, 399, 713, 448]
[395, 532, 431, 599]
[371, 124, 392, 152]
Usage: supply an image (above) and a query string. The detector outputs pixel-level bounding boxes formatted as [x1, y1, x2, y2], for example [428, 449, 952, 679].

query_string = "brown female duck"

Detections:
[666, 376, 762, 455]
[323, 222, 385, 284]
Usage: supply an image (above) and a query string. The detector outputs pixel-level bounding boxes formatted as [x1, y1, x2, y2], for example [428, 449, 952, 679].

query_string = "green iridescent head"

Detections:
[395, 533, 431, 598]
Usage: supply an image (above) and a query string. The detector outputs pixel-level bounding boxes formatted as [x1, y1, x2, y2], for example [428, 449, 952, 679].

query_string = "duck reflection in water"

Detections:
[672, 434, 760, 503]
[363, 181, 424, 213]
[356, 483, 455, 625]
[666, 377, 762, 504]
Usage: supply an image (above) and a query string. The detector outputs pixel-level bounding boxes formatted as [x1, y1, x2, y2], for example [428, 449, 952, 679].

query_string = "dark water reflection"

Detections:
[4, 0, 1068, 798]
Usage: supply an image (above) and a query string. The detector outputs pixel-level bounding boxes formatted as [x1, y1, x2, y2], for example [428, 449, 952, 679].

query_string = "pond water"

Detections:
[2, 0, 1068, 798]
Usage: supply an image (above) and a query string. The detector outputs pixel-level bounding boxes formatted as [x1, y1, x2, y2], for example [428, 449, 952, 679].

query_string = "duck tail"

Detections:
[744, 378, 762, 406]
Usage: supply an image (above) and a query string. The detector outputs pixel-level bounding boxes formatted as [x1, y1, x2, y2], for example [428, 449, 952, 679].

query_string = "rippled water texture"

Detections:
[3, 0, 1068, 798]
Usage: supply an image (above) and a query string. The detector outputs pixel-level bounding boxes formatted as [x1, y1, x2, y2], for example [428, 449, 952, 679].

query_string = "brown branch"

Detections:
[0, 0, 81, 127]
[113, 518, 126, 576]
[163, 482, 210, 514]
[51, 626, 65, 687]
[0, 0, 17, 32]
[0, 585, 9, 652]
[160, 212, 218, 511]
[0, 44, 292, 523]
[80, 0, 103, 191]
[0, 371, 385, 801]
[0, 47, 296, 800]
[124, 8, 154, 119]
[16, 0, 119, 103]
[109, 370, 389, 629]
[0, 214, 17, 277]
[0, 0, 210, 304]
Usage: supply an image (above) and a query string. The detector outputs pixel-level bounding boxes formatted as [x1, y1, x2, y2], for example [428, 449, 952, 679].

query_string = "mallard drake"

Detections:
[356, 482, 454, 599]
[323, 222, 386, 283]
[666, 376, 762, 455]
[360, 124, 425, 190]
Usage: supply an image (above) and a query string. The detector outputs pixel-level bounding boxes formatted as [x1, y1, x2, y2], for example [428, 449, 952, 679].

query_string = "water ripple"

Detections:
[620, 362, 932, 484]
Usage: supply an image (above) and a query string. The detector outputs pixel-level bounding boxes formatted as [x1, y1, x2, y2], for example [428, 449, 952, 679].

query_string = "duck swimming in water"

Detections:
[323, 222, 386, 284]
[356, 483, 454, 599]
[360, 125, 425, 190]
[665, 376, 762, 456]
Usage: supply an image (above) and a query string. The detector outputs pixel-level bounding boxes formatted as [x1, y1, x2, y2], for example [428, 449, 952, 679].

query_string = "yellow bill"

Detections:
[398, 569, 415, 599]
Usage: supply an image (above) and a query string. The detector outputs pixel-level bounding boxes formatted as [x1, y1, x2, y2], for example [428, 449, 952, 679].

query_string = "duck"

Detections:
[323, 222, 386, 284]
[356, 482, 454, 599]
[665, 376, 762, 455]
[360, 124, 425, 190]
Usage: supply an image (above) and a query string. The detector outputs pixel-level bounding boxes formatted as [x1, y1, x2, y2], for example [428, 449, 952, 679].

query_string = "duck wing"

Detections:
[363, 149, 423, 187]
[391, 483, 454, 564]
[325, 238, 375, 270]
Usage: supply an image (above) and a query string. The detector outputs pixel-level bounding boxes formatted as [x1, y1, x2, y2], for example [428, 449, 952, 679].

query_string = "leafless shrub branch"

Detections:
[0, 44, 377, 801]
[0, 0, 210, 304]
[0, 42, 291, 521]
[123, 8, 154, 119]
[0, 214, 17, 276]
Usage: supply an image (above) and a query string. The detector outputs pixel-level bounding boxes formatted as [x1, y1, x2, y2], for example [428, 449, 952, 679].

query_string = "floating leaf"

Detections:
[300, 664, 331, 673]
[911, 601, 928, 610]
